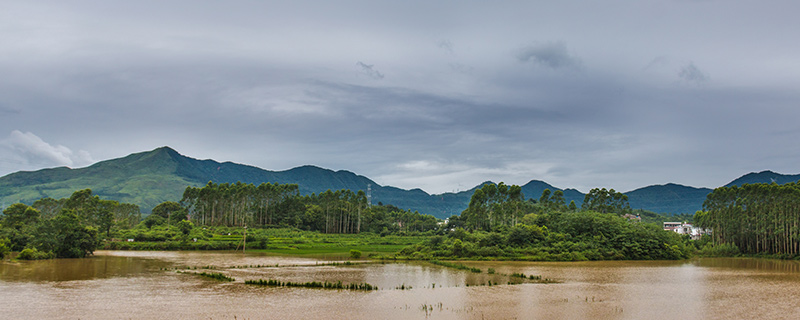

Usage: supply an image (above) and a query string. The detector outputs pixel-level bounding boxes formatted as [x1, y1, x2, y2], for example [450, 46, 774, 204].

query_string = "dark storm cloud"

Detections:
[1, 0, 800, 194]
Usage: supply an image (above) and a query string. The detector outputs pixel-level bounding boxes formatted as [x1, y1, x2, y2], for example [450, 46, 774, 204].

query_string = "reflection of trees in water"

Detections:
[694, 257, 800, 273]
[0, 255, 168, 282]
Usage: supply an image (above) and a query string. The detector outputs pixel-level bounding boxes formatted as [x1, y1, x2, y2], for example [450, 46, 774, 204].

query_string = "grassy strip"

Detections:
[429, 260, 482, 273]
[163, 260, 384, 272]
[109, 227, 428, 253]
[162, 265, 217, 271]
[245, 279, 377, 291]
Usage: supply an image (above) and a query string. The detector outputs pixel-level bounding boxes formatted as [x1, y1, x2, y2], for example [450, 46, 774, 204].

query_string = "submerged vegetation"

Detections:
[190, 271, 235, 282]
[245, 279, 377, 291]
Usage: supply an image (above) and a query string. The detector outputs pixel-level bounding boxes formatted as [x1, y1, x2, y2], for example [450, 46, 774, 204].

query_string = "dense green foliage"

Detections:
[0, 192, 106, 259]
[180, 181, 438, 234]
[0, 237, 11, 259]
[399, 183, 692, 261]
[460, 183, 525, 231]
[16, 248, 55, 260]
[696, 182, 800, 256]
[402, 212, 691, 261]
[581, 188, 631, 214]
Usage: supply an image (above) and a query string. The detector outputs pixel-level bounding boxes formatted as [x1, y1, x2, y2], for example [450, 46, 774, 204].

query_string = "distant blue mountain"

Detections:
[724, 170, 800, 187]
[625, 183, 713, 214]
[1, 147, 798, 218]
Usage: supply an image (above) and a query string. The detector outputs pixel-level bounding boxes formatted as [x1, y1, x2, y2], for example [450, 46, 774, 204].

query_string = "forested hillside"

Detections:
[1, 147, 798, 218]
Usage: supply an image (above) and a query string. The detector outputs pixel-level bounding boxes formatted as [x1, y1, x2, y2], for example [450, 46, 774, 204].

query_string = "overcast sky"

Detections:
[1, 1, 799, 194]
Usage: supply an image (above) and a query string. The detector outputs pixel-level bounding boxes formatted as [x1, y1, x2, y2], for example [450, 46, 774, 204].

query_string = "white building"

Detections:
[664, 222, 709, 240]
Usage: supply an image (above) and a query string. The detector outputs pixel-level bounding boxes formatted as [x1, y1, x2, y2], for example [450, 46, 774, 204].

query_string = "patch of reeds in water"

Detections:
[395, 283, 412, 290]
[177, 271, 235, 282]
[509, 272, 558, 283]
[161, 265, 217, 271]
[245, 279, 377, 291]
[198, 272, 235, 282]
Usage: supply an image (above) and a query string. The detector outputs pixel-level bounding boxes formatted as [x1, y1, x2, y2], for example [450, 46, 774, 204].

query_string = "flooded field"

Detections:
[2, 251, 800, 319]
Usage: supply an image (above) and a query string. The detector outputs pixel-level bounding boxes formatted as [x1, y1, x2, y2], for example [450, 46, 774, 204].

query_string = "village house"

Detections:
[663, 222, 709, 240]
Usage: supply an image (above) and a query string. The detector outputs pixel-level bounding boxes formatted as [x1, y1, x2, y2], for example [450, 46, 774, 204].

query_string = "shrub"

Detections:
[0, 238, 10, 259]
[698, 243, 740, 257]
[17, 248, 55, 260]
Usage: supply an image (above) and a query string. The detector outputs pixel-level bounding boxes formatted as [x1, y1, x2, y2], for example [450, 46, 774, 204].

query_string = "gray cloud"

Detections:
[0, 106, 21, 115]
[644, 57, 709, 84]
[437, 40, 454, 54]
[1, 130, 93, 169]
[679, 62, 709, 82]
[516, 42, 581, 69]
[1, 1, 799, 195]
[356, 62, 384, 80]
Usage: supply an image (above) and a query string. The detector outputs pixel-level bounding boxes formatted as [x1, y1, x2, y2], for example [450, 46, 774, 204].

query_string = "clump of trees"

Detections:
[0, 188, 122, 259]
[460, 183, 524, 231]
[400, 183, 691, 261]
[695, 182, 800, 256]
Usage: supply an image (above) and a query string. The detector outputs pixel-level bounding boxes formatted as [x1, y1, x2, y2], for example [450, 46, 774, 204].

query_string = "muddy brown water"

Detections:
[2, 251, 800, 319]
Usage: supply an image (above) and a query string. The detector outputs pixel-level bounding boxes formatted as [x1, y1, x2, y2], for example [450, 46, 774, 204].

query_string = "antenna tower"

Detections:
[367, 184, 372, 207]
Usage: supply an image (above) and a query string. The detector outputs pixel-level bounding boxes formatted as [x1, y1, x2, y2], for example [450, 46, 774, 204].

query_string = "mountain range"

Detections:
[1, 147, 798, 219]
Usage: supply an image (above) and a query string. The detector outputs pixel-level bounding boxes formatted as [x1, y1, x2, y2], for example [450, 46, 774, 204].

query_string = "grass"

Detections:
[106, 227, 427, 257]
[429, 260, 482, 273]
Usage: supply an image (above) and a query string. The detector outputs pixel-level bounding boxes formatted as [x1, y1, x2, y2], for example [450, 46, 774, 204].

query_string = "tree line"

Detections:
[695, 182, 800, 256]
[460, 183, 631, 232]
[179, 181, 438, 234]
[402, 182, 690, 260]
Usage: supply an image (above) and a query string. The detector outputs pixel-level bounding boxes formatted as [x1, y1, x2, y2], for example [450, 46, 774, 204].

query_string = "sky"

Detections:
[1, 1, 799, 195]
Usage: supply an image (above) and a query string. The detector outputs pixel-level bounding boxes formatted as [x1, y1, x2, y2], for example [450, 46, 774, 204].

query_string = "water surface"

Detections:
[2, 251, 800, 319]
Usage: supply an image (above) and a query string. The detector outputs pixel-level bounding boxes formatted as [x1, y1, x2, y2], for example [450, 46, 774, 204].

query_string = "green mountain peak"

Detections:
[2, 147, 799, 217]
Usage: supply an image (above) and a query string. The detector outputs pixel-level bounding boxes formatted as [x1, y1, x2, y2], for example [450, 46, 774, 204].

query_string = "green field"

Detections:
[103, 227, 427, 257]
